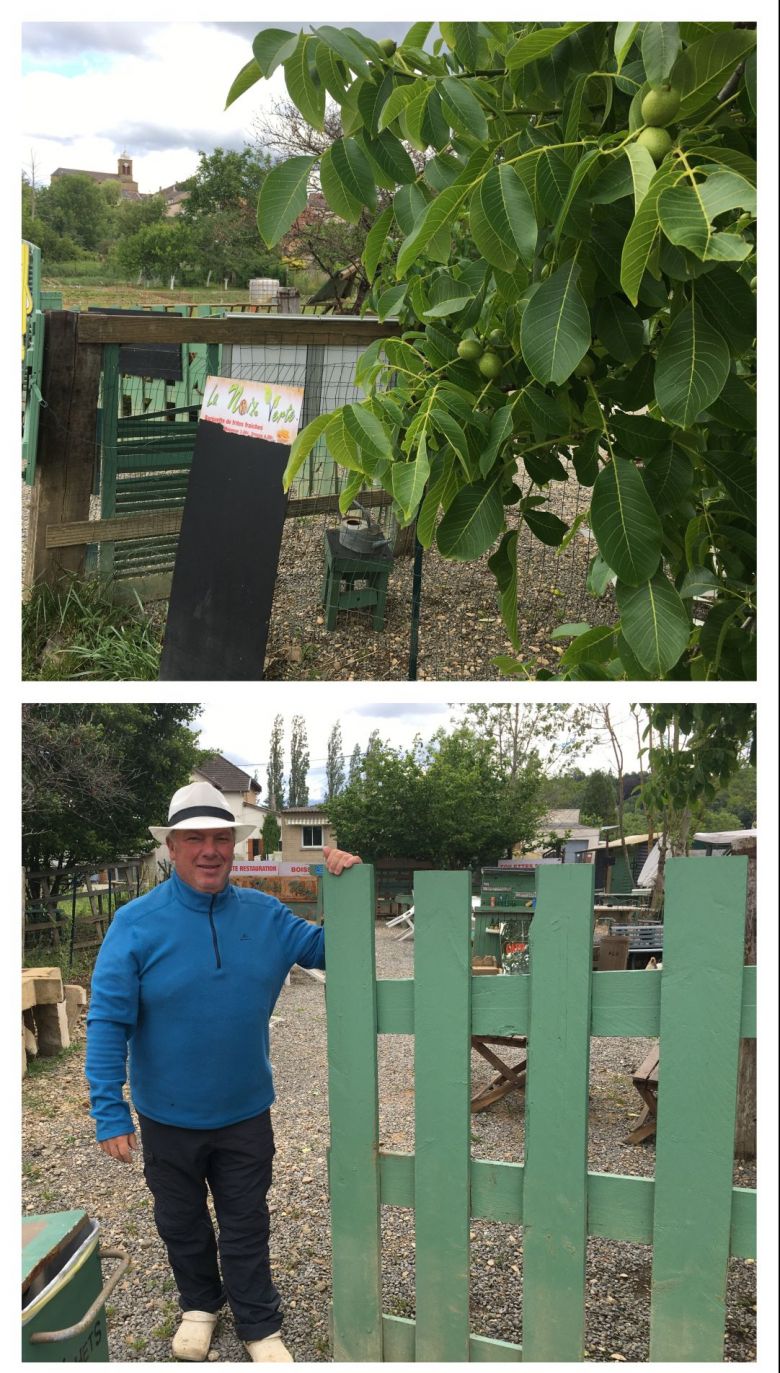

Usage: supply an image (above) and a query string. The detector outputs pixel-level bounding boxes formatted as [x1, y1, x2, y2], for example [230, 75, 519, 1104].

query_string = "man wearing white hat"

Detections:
[86, 782, 360, 1363]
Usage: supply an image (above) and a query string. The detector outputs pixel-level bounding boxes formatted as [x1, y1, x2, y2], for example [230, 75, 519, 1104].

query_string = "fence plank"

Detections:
[376, 1153, 755, 1257]
[649, 856, 748, 1361]
[77, 313, 401, 346]
[413, 871, 472, 1361]
[522, 863, 594, 1361]
[377, 965, 755, 1040]
[323, 865, 383, 1360]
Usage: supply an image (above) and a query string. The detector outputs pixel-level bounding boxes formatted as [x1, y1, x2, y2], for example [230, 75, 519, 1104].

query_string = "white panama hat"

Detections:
[149, 781, 258, 844]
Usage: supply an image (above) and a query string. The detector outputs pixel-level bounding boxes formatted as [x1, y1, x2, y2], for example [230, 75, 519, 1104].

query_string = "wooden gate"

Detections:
[323, 858, 756, 1361]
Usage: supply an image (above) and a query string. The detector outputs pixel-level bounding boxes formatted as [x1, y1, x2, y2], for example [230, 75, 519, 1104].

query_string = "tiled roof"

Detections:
[195, 754, 261, 795]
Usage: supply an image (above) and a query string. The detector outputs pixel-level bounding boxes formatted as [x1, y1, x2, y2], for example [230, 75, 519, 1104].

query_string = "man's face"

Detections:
[166, 828, 235, 894]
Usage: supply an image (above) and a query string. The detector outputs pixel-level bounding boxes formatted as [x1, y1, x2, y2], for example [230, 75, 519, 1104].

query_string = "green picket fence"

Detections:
[323, 858, 756, 1362]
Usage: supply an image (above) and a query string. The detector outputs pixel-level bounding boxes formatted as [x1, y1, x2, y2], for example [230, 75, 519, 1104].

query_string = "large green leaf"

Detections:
[506, 22, 588, 69]
[469, 164, 537, 271]
[422, 274, 474, 317]
[523, 509, 569, 546]
[357, 72, 395, 138]
[360, 129, 417, 185]
[315, 24, 372, 78]
[590, 458, 662, 585]
[488, 531, 520, 651]
[363, 205, 394, 282]
[642, 443, 694, 513]
[343, 403, 393, 461]
[593, 295, 645, 364]
[284, 33, 325, 130]
[396, 159, 491, 276]
[617, 573, 690, 674]
[436, 478, 504, 559]
[519, 260, 591, 385]
[320, 138, 376, 223]
[654, 304, 730, 427]
[620, 160, 678, 304]
[624, 143, 657, 211]
[641, 22, 681, 84]
[257, 155, 317, 247]
[378, 80, 428, 131]
[694, 266, 756, 351]
[702, 450, 756, 517]
[391, 436, 430, 521]
[440, 77, 489, 141]
[480, 406, 514, 478]
[671, 28, 757, 118]
[225, 58, 262, 110]
[614, 22, 639, 70]
[253, 28, 299, 77]
[282, 410, 333, 491]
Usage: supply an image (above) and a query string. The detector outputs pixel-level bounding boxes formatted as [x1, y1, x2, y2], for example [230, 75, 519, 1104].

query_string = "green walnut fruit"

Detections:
[574, 353, 596, 378]
[377, 37, 397, 55]
[478, 351, 503, 380]
[637, 126, 673, 163]
[641, 84, 682, 127]
[457, 338, 483, 361]
[488, 328, 506, 346]
[750, 276, 757, 290]
[540, 262, 553, 279]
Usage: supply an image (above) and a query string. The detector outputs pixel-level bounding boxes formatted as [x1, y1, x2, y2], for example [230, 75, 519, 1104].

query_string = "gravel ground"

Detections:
[22, 925, 756, 1362]
[22, 467, 617, 682]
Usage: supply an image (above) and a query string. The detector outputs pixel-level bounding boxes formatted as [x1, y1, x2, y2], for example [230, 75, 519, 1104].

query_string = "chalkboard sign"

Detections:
[158, 376, 304, 681]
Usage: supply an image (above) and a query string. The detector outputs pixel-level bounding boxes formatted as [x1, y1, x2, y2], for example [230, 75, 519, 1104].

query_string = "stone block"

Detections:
[22, 967, 64, 1009]
[33, 999, 71, 1055]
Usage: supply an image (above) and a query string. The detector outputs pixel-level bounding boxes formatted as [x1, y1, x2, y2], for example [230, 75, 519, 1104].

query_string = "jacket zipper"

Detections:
[207, 895, 222, 969]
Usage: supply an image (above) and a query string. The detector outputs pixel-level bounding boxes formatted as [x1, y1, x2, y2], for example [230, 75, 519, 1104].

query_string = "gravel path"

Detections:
[22, 925, 756, 1362]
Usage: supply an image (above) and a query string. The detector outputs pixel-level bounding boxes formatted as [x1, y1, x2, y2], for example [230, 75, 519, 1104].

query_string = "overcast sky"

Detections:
[20, 19, 436, 193]
[194, 700, 645, 804]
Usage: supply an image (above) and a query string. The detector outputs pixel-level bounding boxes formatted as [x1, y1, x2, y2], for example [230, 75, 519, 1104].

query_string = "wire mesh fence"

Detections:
[29, 310, 616, 679]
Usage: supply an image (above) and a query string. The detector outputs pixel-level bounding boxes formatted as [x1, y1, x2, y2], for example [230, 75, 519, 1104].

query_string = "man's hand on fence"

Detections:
[99, 1133, 137, 1163]
[323, 846, 362, 876]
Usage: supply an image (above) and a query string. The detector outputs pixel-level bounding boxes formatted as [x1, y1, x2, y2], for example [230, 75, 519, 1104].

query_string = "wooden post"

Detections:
[24, 312, 102, 589]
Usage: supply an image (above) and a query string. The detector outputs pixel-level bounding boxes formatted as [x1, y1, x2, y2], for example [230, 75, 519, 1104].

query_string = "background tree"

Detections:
[180, 146, 281, 284]
[261, 811, 281, 857]
[348, 741, 362, 781]
[34, 173, 110, 252]
[232, 20, 757, 680]
[22, 704, 202, 894]
[460, 703, 595, 777]
[327, 723, 543, 866]
[579, 769, 618, 827]
[325, 721, 346, 800]
[266, 715, 285, 810]
[114, 220, 192, 284]
[288, 715, 310, 806]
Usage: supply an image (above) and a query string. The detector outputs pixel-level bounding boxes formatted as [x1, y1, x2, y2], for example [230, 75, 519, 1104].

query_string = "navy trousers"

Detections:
[137, 1109, 281, 1341]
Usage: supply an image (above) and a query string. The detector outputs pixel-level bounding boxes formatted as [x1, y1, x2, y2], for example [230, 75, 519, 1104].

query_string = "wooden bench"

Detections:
[625, 1046, 660, 1144]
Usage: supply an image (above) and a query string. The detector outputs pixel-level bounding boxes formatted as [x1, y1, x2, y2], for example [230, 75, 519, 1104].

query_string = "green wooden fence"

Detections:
[323, 858, 756, 1362]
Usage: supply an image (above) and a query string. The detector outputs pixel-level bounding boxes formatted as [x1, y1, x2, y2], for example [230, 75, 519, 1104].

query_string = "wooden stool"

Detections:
[322, 528, 393, 631]
[471, 1034, 528, 1112]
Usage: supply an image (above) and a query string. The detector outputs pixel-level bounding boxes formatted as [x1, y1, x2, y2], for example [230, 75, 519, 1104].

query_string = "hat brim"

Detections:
[149, 820, 257, 844]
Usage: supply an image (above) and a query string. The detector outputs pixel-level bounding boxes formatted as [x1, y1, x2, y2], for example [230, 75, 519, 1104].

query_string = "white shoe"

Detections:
[244, 1333, 294, 1362]
[172, 1310, 219, 1361]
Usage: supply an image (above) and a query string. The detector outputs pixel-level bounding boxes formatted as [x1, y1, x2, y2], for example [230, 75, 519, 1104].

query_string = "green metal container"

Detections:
[22, 1210, 128, 1362]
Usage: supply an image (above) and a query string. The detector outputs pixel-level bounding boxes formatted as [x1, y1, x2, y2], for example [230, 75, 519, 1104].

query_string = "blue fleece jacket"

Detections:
[85, 870, 325, 1140]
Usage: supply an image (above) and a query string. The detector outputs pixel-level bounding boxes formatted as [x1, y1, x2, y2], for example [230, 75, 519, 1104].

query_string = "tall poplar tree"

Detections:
[325, 722, 346, 800]
[266, 714, 285, 811]
[288, 715, 310, 806]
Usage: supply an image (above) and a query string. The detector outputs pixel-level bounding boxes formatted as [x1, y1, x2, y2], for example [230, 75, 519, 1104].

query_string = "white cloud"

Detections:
[22, 22, 288, 192]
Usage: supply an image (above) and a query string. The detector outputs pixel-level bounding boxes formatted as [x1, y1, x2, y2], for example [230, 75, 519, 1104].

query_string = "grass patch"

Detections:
[23, 575, 164, 681]
[24, 1040, 84, 1081]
